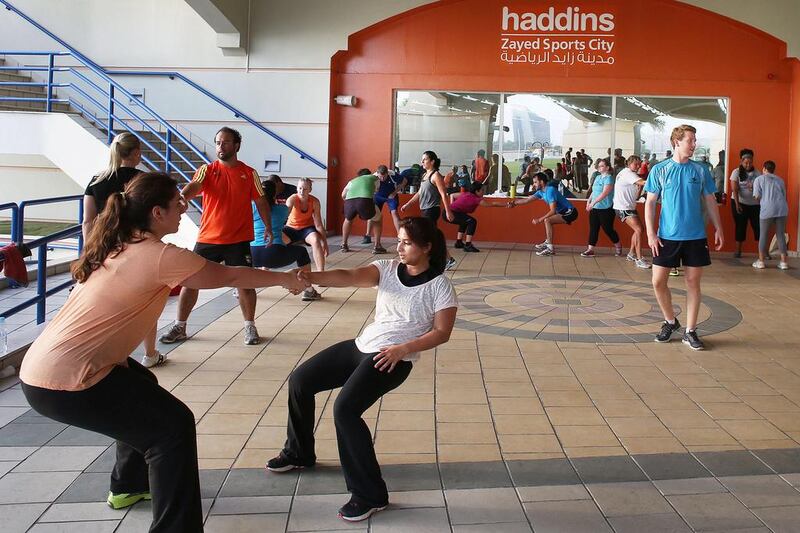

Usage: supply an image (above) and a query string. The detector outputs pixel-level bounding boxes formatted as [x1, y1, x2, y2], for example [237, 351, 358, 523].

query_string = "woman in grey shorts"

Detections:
[752, 160, 789, 270]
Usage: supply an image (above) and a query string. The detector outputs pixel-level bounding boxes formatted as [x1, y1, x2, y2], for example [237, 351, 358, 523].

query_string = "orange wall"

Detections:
[328, 0, 796, 251]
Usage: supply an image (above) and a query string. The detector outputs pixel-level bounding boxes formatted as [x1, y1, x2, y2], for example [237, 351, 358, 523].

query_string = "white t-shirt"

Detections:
[355, 259, 458, 362]
[612, 168, 643, 211]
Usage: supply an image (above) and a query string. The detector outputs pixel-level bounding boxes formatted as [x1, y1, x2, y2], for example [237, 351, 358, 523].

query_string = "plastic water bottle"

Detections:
[0, 317, 7, 355]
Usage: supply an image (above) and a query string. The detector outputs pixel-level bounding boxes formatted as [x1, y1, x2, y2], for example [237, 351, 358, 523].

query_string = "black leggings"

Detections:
[588, 207, 619, 246]
[283, 339, 412, 507]
[22, 359, 201, 533]
[251, 244, 310, 269]
[443, 210, 477, 235]
[731, 202, 760, 242]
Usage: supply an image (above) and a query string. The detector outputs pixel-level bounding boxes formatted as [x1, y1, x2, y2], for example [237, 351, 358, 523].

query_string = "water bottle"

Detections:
[0, 317, 7, 355]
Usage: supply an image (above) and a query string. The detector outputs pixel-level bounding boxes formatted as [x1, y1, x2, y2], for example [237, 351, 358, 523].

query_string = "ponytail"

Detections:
[93, 132, 140, 184]
[72, 172, 177, 283]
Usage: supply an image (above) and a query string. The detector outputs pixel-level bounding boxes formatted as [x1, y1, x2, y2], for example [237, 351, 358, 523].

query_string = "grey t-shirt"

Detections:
[753, 173, 788, 219]
[729, 168, 760, 205]
[418, 173, 441, 210]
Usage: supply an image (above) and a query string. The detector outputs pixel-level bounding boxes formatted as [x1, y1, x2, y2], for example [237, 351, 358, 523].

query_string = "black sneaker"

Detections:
[463, 243, 480, 253]
[266, 452, 311, 473]
[338, 499, 387, 522]
[361, 235, 372, 244]
[454, 240, 465, 249]
[682, 330, 705, 351]
[655, 319, 681, 343]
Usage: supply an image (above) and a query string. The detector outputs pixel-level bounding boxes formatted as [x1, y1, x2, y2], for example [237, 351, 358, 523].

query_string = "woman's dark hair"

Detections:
[738, 151, 754, 182]
[72, 172, 178, 283]
[423, 150, 441, 171]
[398, 217, 447, 275]
[469, 181, 484, 194]
[261, 180, 276, 206]
[739, 148, 754, 159]
[357, 168, 372, 176]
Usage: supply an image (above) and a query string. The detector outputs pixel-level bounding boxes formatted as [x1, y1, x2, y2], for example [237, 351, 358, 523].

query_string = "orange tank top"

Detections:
[286, 194, 316, 229]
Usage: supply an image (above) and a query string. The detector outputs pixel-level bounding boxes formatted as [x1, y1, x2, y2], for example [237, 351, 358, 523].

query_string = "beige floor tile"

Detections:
[377, 410, 435, 431]
[719, 381, 778, 396]
[741, 395, 800, 412]
[685, 444, 744, 452]
[210, 394, 271, 415]
[737, 439, 800, 449]
[182, 371, 240, 387]
[606, 417, 672, 438]
[503, 452, 566, 461]
[197, 434, 248, 459]
[494, 414, 553, 434]
[437, 423, 497, 444]
[700, 402, 763, 420]
[531, 376, 582, 391]
[226, 380, 282, 396]
[436, 374, 486, 389]
[374, 430, 435, 454]
[172, 385, 227, 403]
[246, 426, 288, 449]
[668, 374, 722, 388]
[377, 453, 437, 465]
[539, 391, 593, 407]
[670, 428, 738, 446]
[683, 387, 741, 403]
[198, 458, 234, 469]
[437, 404, 493, 423]
[593, 399, 654, 417]
[563, 446, 628, 457]
[382, 393, 435, 410]
[196, 413, 261, 435]
[554, 425, 620, 447]
[620, 436, 686, 454]
[260, 407, 289, 426]
[313, 439, 342, 462]
[482, 368, 532, 382]
[233, 448, 271, 468]
[436, 360, 482, 374]
[186, 402, 213, 421]
[498, 434, 562, 453]
[480, 356, 526, 369]
[486, 381, 537, 397]
[437, 444, 502, 462]
[641, 393, 699, 410]
[436, 388, 488, 405]
[489, 397, 544, 415]
[716, 419, 789, 441]
[546, 407, 605, 426]
[762, 412, 800, 432]
[583, 383, 638, 400]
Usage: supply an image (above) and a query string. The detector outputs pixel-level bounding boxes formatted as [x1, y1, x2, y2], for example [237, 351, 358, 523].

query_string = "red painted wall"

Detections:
[328, 0, 796, 251]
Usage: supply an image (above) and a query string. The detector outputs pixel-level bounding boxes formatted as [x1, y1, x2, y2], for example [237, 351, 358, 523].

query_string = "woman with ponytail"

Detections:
[20, 172, 305, 532]
[401, 150, 457, 269]
[267, 216, 457, 522]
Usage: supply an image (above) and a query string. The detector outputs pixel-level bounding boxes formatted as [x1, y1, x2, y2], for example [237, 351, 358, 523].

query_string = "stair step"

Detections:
[0, 86, 50, 98]
[0, 72, 32, 82]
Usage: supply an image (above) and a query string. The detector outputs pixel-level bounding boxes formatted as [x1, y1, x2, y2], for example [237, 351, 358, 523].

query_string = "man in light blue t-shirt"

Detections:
[644, 124, 724, 351]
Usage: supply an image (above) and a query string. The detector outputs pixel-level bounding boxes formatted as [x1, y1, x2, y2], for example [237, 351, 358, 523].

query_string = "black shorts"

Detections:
[193, 241, 252, 267]
[250, 244, 310, 269]
[422, 206, 441, 224]
[283, 225, 317, 244]
[344, 198, 376, 221]
[616, 209, 638, 222]
[652, 238, 711, 268]
[558, 208, 578, 225]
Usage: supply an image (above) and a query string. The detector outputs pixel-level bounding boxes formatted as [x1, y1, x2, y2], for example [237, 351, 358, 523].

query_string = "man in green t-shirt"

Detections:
[340, 168, 379, 252]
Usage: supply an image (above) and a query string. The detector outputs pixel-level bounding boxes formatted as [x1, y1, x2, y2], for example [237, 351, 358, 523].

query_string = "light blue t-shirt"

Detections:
[644, 159, 715, 241]
[753, 173, 788, 219]
[534, 185, 575, 214]
[251, 203, 288, 246]
[590, 174, 614, 210]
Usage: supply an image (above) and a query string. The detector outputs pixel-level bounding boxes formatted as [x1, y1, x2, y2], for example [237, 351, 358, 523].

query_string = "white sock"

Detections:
[176, 320, 187, 327]
[547, 243, 554, 250]
[667, 319, 676, 325]
[244, 320, 255, 327]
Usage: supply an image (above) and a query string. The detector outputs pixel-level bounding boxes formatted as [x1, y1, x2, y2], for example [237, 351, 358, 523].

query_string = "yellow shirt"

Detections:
[20, 237, 205, 391]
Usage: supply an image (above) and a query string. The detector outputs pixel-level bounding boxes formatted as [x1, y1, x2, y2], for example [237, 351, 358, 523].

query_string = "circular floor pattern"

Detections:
[451, 276, 742, 343]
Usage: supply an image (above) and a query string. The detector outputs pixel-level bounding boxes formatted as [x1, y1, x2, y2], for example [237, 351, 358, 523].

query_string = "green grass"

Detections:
[505, 158, 563, 177]
[0, 220, 77, 237]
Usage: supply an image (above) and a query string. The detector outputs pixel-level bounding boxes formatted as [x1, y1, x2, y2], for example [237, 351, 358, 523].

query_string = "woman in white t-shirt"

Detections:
[267, 217, 458, 522]
[613, 155, 650, 269]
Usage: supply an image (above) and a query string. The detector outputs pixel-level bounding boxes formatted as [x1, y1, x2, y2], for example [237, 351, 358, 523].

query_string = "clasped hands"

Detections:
[282, 269, 313, 294]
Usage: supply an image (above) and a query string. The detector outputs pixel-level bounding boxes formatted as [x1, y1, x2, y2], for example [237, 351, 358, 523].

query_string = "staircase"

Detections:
[0, 58, 70, 112]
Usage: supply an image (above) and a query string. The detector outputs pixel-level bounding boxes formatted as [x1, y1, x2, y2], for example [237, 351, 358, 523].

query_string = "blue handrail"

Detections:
[0, 0, 327, 170]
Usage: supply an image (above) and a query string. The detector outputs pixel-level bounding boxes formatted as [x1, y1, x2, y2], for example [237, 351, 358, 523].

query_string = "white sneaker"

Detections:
[752, 259, 766, 269]
[536, 247, 555, 256]
[778, 261, 789, 270]
[626, 253, 637, 262]
[534, 241, 550, 251]
[243, 324, 260, 345]
[635, 258, 652, 269]
[141, 351, 166, 368]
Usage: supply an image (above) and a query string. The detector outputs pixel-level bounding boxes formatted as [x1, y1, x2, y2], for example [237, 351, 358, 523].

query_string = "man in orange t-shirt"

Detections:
[160, 127, 271, 345]
[472, 149, 489, 183]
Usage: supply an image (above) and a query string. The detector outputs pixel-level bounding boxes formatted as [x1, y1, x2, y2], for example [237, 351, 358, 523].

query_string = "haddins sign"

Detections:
[500, 6, 617, 66]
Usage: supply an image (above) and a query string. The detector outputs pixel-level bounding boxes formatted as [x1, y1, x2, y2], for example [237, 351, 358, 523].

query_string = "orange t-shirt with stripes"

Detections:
[193, 160, 264, 244]
[286, 194, 318, 229]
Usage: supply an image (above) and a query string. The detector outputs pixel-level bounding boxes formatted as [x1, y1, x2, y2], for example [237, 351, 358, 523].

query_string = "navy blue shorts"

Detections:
[374, 194, 399, 212]
[652, 238, 711, 268]
[250, 244, 310, 269]
[282, 225, 318, 244]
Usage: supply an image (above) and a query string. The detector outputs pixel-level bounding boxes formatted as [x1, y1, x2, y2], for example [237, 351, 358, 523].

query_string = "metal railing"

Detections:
[0, 195, 83, 324]
[0, 0, 327, 171]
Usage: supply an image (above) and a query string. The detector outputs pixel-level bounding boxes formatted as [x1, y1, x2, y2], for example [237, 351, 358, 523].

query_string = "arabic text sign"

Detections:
[500, 6, 616, 66]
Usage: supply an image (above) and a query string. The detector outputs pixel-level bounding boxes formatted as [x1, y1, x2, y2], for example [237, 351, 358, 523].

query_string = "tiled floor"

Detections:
[2, 239, 800, 531]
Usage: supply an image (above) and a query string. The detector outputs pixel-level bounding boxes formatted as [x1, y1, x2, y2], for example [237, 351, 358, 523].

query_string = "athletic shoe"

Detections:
[243, 324, 260, 345]
[454, 240, 465, 249]
[372, 245, 387, 254]
[536, 248, 555, 256]
[159, 323, 187, 344]
[655, 318, 681, 343]
[266, 452, 312, 473]
[302, 288, 322, 301]
[340, 243, 351, 252]
[445, 257, 457, 270]
[534, 241, 550, 251]
[107, 491, 151, 510]
[626, 253, 637, 262]
[635, 258, 652, 269]
[778, 261, 790, 270]
[338, 499, 387, 522]
[752, 259, 766, 269]
[463, 243, 480, 253]
[682, 330, 705, 351]
[669, 268, 680, 277]
[614, 246, 623, 257]
[360, 235, 372, 244]
[733, 251, 742, 258]
[141, 351, 166, 368]
[580, 249, 595, 257]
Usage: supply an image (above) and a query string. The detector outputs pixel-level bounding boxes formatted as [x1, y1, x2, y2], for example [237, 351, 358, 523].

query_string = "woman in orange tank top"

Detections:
[283, 177, 329, 272]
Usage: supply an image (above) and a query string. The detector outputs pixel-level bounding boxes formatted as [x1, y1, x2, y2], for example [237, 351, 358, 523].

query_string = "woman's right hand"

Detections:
[284, 270, 308, 294]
